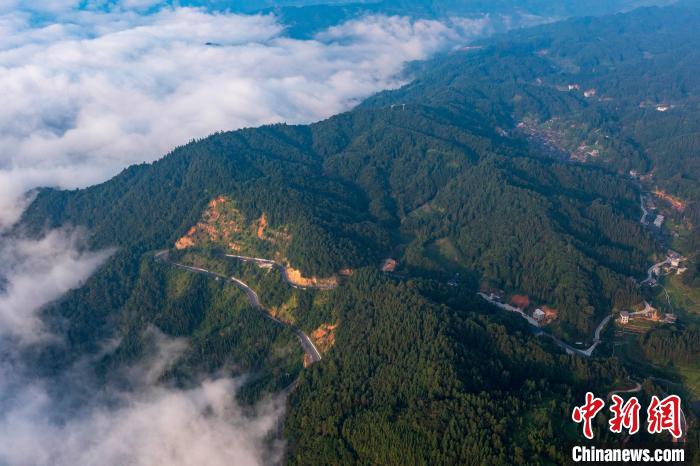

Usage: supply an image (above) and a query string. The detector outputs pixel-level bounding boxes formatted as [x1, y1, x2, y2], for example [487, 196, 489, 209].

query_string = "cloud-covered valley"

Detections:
[0, 323, 286, 466]
[0, 2, 494, 228]
[0, 3, 504, 465]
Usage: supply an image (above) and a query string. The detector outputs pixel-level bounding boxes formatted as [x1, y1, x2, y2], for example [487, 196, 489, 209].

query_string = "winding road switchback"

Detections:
[478, 292, 612, 357]
[154, 250, 322, 364]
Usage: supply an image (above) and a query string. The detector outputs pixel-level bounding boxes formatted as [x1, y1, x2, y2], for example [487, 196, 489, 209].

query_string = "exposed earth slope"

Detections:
[14, 3, 700, 463]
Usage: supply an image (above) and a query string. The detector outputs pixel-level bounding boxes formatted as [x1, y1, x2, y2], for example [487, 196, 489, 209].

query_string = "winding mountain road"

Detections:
[641, 258, 671, 285]
[478, 292, 612, 357]
[224, 254, 337, 290]
[640, 193, 649, 225]
[604, 378, 687, 443]
[607, 381, 643, 399]
[154, 251, 322, 364]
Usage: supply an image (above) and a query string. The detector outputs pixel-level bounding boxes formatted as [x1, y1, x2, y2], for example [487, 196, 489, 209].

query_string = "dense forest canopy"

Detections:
[12, 3, 700, 464]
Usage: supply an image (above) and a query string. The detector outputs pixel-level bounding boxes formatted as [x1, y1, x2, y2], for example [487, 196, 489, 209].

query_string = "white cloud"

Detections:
[0, 4, 494, 228]
[0, 226, 283, 466]
[0, 228, 112, 343]
[0, 329, 285, 466]
[0, 5, 509, 465]
[0, 379, 285, 466]
[0, 222, 282, 466]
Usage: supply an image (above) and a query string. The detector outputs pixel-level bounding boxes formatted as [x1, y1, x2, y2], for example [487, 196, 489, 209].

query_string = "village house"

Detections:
[380, 258, 397, 273]
[638, 301, 660, 321]
[620, 311, 630, 324]
[509, 294, 530, 311]
[543, 306, 558, 320]
[533, 308, 545, 321]
[653, 214, 664, 228]
[668, 250, 686, 267]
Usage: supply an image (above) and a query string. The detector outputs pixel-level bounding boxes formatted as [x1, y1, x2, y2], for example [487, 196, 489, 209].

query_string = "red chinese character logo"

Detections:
[572, 392, 605, 439]
[647, 395, 683, 439]
[609, 395, 641, 435]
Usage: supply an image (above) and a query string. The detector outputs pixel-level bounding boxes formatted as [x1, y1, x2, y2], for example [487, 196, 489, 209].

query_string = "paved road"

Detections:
[641, 258, 670, 285]
[225, 254, 337, 290]
[478, 292, 612, 357]
[594, 314, 612, 341]
[155, 251, 322, 364]
[640, 193, 649, 225]
[477, 293, 540, 326]
[638, 193, 681, 286]
[607, 382, 642, 399]
[605, 379, 687, 443]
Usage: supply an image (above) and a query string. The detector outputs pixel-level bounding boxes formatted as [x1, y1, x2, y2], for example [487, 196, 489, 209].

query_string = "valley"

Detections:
[7, 2, 700, 463]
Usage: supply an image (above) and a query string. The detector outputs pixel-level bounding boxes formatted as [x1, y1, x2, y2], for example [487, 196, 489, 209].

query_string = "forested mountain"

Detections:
[14, 2, 700, 463]
[21, 94, 651, 340]
[285, 271, 627, 464]
[380, 3, 700, 283]
[175, 0, 675, 38]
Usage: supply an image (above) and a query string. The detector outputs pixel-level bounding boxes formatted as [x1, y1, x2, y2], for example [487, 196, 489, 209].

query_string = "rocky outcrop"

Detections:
[256, 212, 267, 239]
[310, 323, 338, 354]
[283, 266, 338, 289]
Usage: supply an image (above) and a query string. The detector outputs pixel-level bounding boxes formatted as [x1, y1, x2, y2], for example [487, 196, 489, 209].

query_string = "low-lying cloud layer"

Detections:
[0, 378, 284, 466]
[0, 327, 286, 466]
[0, 227, 285, 466]
[0, 228, 111, 343]
[0, 2, 494, 228]
[0, 3, 506, 465]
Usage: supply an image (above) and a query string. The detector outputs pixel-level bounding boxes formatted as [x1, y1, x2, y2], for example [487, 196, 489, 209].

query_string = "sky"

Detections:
[0, 0, 496, 229]
[0, 2, 504, 465]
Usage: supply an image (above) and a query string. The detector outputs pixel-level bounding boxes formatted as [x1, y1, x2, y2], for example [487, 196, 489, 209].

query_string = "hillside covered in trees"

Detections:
[13, 2, 700, 463]
[186, 0, 677, 39]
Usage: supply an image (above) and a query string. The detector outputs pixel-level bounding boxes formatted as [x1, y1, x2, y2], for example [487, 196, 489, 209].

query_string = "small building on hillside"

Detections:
[510, 294, 531, 310]
[668, 250, 681, 259]
[653, 214, 665, 228]
[543, 306, 558, 320]
[620, 311, 630, 324]
[381, 258, 398, 273]
[638, 301, 660, 321]
[656, 105, 670, 112]
[533, 308, 545, 321]
[584, 88, 597, 98]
